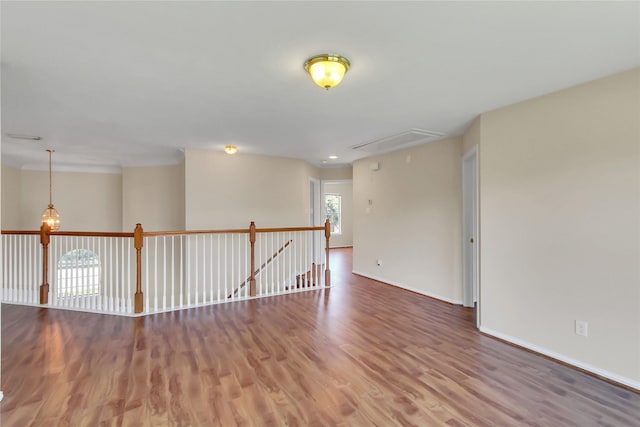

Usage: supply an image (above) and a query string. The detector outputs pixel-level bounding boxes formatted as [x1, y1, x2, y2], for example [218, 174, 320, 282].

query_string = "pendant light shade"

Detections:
[42, 205, 60, 231]
[304, 54, 350, 89]
[42, 149, 60, 231]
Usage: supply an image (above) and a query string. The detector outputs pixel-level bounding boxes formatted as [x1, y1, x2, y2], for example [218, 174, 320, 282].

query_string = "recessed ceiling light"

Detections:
[321, 160, 328, 164]
[224, 145, 238, 155]
[328, 155, 338, 160]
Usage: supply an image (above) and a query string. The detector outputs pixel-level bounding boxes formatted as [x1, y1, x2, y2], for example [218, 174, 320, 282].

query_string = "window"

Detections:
[57, 249, 101, 297]
[325, 194, 342, 235]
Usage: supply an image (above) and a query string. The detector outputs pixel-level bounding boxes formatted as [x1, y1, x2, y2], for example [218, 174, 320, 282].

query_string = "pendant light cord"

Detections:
[47, 149, 54, 207]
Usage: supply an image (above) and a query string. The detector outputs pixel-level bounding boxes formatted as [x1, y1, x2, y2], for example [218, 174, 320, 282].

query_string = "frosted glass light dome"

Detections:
[304, 55, 350, 89]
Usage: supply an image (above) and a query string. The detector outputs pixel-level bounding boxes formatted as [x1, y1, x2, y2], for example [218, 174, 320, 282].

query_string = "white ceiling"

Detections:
[2, 1, 639, 171]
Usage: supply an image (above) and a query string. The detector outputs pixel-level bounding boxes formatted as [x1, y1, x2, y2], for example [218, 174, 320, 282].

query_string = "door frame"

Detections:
[309, 178, 322, 263]
[462, 146, 479, 326]
[309, 178, 321, 227]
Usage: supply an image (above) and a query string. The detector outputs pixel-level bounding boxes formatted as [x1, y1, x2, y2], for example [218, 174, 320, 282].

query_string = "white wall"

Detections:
[479, 67, 640, 387]
[323, 181, 353, 248]
[122, 163, 185, 232]
[352, 137, 463, 304]
[19, 170, 122, 232]
[1, 165, 21, 229]
[185, 149, 320, 229]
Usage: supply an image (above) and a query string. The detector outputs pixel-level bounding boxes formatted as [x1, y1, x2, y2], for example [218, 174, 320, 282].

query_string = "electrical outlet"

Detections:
[575, 320, 588, 337]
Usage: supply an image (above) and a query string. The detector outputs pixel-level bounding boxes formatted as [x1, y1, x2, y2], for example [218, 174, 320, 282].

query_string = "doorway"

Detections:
[462, 147, 479, 326]
[309, 178, 321, 263]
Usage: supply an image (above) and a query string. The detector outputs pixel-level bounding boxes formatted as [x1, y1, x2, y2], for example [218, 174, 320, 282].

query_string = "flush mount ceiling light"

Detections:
[224, 145, 238, 155]
[304, 54, 350, 90]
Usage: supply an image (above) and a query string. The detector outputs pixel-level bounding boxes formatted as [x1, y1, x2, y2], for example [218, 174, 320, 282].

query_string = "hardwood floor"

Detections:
[2, 248, 638, 426]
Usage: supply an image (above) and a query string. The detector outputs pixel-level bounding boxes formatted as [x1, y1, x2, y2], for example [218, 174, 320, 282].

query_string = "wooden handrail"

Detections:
[143, 226, 324, 236]
[50, 231, 134, 238]
[256, 226, 325, 233]
[2, 226, 322, 237]
[2, 230, 133, 237]
[229, 239, 293, 298]
[142, 229, 249, 237]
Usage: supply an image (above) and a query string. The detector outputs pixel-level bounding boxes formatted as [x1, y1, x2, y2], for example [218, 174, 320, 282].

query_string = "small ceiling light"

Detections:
[328, 155, 338, 160]
[224, 145, 238, 155]
[304, 54, 350, 90]
[41, 149, 60, 231]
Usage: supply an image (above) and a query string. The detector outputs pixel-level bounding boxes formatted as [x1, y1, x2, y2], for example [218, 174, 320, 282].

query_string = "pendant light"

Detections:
[41, 149, 60, 231]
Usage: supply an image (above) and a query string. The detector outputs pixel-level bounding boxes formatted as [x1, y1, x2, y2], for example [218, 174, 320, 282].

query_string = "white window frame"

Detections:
[324, 193, 342, 235]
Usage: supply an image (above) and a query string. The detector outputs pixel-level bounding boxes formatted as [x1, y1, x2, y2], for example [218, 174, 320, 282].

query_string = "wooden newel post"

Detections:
[249, 221, 257, 297]
[324, 218, 331, 287]
[40, 223, 50, 304]
[134, 223, 144, 313]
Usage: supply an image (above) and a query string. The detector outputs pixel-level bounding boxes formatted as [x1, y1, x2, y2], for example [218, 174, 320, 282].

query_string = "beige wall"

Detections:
[185, 149, 320, 229]
[18, 170, 122, 231]
[1, 166, 21, 229]
[462, 116, 481, 155]
[323, 181, 353, 248]
[352, 137, 463, 303]
[4, 151, 322, 232]
[320, 166, 352, 181]
[122, 163, 185, 232]
[479, 68, 640, 386]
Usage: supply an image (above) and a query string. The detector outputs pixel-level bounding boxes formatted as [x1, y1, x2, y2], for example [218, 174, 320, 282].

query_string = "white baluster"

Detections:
[127, 237, 131, 313]
[174, 236, 186, 308]
[161, 235, 165, 311]
[217, 235, 221, 302]
[171, 236, 175, 309]
[245, 234, 249, 298]
[224, 234, 228, 300]
[239, 234, 242, 298]
[257, 233, 261, 295]
[268, 233, 272, 294]
[2, 236, 5, 302]
[100, 237, 106, 311]
[18, 234, 24, 302]
[209, 235, 213, 304]
[3, 236, 7, 302]
[187, 235, 192, 307]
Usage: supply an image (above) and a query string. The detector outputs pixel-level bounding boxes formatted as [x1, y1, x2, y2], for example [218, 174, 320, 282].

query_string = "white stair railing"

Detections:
[49, 235, 135, 314]
[1, 220, 331, 316]
[2, 231, 41, 305]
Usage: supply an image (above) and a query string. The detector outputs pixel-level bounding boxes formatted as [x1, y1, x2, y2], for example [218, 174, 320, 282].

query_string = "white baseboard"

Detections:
[480, 327, 640, 391]
[352, 270, 463, 305]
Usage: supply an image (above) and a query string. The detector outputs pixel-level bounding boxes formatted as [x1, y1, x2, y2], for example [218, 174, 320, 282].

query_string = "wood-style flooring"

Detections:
[2, 248, 638, 426]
